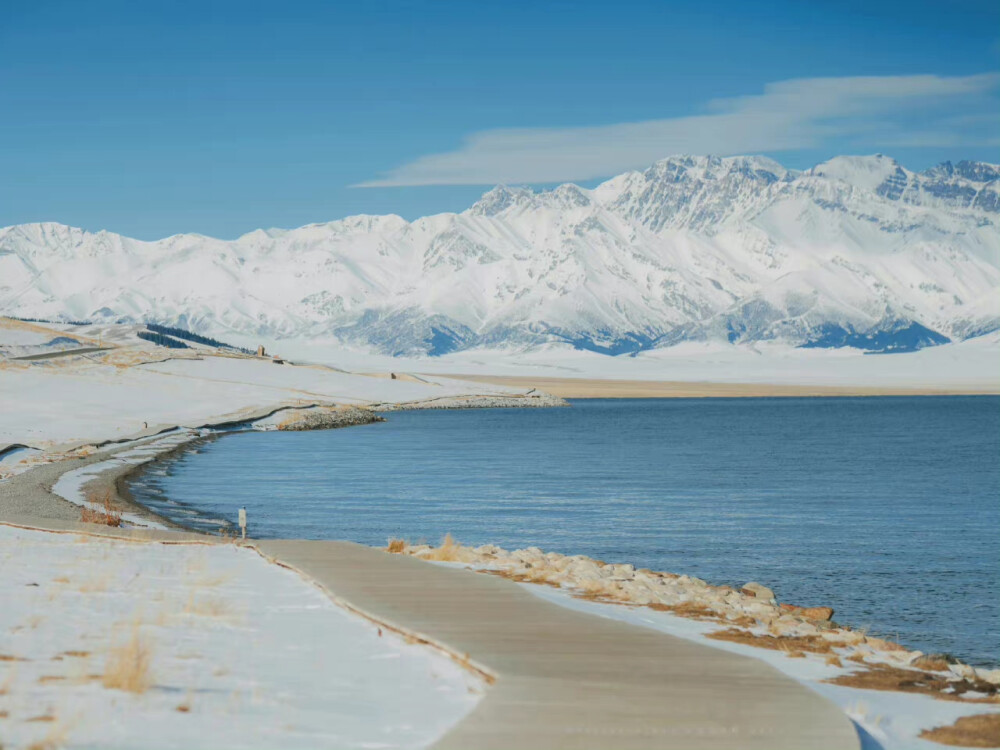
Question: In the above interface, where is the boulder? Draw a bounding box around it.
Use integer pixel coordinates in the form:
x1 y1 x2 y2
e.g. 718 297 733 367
779 603 834 621
977 668 1000 686
743 601 780 618
741 582 776 601
951 663 978 681
566 559 603 581
633 571 663 586
607 563 636 579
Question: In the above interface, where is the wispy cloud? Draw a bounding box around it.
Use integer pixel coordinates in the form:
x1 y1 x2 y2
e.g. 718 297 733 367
355 73 1000 187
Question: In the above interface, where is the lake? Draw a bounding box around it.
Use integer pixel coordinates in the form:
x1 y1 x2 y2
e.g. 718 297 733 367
128 396 1000 666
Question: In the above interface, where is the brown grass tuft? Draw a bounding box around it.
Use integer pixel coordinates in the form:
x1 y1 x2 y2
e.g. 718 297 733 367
425 533 461 562
80 490 122 527
825 663 999 703
919 713 1000 747
825 654 844 668
480 568 561 588
913 655 954 672
648 601 723 620
25 720 68 750
183 592 230 618
102 625 152 693
707 627 835 654
569 577 626 602
386 538 407 554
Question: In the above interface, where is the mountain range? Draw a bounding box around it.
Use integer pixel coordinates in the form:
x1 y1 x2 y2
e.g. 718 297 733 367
1 154 998 356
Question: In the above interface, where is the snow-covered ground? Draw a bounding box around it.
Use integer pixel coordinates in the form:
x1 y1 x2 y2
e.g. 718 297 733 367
519 582 999 750
270 334 1000 390
0 525 483 750
0 319 528 452
0 318 93 359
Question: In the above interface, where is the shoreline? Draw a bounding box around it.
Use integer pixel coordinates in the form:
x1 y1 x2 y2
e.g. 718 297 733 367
60 421 1000 676
82 411 1000 672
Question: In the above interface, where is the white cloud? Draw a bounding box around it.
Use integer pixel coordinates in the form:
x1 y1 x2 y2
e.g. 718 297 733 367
355 73 1000 187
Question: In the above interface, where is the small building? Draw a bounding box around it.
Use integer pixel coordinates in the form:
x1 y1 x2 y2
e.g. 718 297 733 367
256 344 266 357
272 354 285 365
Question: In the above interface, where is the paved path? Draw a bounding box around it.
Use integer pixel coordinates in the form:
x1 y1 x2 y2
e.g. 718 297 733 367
11 346 111 360
255 539 860 750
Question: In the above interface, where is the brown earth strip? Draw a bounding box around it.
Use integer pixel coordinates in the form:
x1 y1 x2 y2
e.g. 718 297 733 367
436 373 999 399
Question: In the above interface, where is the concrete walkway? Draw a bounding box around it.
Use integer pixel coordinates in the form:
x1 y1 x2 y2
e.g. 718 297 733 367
255 539 860 750
11 346 111 360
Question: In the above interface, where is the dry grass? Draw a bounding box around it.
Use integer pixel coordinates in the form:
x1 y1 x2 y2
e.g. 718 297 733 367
386 538 407 554
80 490 122 527
707 627 835 655
102 625 152 693
825 663 1000 703
648 601 722 620
183 592 230 618
77 575 110 593
424 533 461 562
825 654 844 668
0 667 16 696
570 578 624 603
25 720 68 750
480 568 561 588
919 713 1000 747
175 692 193 713
0 654 28 662
913 655 955 672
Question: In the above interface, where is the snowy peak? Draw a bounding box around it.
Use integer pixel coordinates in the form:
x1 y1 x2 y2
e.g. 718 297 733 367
643 154 791 183
1 154 998 357
924 160 1000 184
468 186 537 216
809 154 999 213
810 154 906 192
594 154 792 233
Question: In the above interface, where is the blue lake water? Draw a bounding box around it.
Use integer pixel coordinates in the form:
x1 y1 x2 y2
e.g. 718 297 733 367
129 397 1000 666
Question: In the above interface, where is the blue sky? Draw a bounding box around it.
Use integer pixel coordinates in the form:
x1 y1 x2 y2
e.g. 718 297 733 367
1 0 998 239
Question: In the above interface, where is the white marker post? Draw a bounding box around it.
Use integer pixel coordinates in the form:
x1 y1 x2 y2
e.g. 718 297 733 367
238 507 247 540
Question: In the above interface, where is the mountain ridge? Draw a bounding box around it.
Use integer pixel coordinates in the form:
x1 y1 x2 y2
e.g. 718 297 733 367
2 154 998 356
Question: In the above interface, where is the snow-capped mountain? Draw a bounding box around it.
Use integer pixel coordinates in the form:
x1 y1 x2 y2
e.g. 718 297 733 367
1 154 998 356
